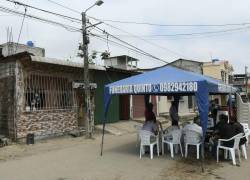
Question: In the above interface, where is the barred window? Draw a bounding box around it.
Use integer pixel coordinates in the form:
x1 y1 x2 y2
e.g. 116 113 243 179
24 73 77 111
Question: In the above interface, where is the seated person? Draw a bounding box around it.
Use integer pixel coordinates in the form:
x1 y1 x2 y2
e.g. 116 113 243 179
182 116 203 137
182 117 203 144
142 103 159 135
163 121 180 140
229 116 247 146
165 120 179 133
210 114 243 157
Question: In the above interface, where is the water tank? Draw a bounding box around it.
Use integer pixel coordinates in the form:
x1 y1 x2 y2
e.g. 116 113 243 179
212 59 219 63
26 41 34 47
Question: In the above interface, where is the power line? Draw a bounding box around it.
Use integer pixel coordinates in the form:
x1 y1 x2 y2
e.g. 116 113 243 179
15 6 26 52
89 17 188 59
1 5 166 64
4 0 81 22
91 33 167 63
88 17 250 27
3 0 183 61
47 0 81 14
0 6 81 32
133 26 250 37
89 16 250 38
106 22 187 58
92 25 250 38
33 0 183 60
92 26 168 63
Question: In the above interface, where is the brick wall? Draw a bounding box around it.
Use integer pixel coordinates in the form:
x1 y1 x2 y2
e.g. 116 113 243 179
17 110 78 138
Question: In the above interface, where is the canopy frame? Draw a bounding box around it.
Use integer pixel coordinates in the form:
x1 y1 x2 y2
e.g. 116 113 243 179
100 66 236 171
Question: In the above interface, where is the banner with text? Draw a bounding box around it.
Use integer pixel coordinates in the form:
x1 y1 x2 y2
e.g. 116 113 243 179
109 82 198 95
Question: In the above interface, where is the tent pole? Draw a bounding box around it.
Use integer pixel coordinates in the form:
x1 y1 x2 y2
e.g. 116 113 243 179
201 142 205 173
100 120 106 156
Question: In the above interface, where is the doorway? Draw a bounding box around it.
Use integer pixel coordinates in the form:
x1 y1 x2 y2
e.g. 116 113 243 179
119 95 130 120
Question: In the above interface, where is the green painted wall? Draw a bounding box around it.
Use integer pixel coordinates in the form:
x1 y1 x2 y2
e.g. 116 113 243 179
94 70 130 124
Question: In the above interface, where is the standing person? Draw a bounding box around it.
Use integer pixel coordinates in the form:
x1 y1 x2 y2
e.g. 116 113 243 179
169 101 179 126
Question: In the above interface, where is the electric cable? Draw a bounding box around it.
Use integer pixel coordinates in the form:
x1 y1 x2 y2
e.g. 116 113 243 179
15 6 26 52
88 16 250 27
0 6 81 32
4 0 81 22
47 0 81 14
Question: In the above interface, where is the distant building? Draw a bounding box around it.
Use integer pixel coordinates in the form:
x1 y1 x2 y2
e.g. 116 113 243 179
203 59 234 105
168 58 203 74
203 59 234 84
0 42 45 57
104 55 138 70
232 73 250 100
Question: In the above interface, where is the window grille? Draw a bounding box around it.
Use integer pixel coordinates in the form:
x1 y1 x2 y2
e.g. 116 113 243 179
24 73 77 111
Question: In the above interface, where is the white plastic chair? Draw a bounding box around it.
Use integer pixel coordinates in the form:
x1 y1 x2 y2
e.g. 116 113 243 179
139 130 159 159
217 133 243 165
134 124 142 147
241 123 250 145
184 130 202 159
162 129 183 158
240 134 248 159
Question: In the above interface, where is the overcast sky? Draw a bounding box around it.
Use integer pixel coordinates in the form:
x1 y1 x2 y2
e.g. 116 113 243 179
1 0 250 73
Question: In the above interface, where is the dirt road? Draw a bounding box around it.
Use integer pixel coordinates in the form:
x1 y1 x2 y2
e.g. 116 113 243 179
0 133 249 180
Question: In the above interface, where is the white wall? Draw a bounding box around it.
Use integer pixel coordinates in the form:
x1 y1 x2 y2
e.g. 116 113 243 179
157 96 194 115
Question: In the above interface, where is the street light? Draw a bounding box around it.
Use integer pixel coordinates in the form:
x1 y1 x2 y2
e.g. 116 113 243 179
82 1 104 138
85 0 104 13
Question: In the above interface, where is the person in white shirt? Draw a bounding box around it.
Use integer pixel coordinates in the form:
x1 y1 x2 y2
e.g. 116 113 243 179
182 117 203 139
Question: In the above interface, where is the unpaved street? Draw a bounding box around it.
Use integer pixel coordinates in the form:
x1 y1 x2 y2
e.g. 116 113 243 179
0 132 249 180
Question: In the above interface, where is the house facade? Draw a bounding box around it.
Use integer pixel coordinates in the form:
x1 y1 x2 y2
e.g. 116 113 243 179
203 59 234 105
203 59 233 84
0 48 138 140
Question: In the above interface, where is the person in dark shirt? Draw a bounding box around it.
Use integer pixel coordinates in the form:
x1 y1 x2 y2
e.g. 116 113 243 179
229 116 247 146
211 114 230 156
213 114 246 151
169 101 179 126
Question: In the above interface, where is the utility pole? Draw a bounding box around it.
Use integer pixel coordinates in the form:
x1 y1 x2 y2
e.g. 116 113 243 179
81 1 104 138
81 12 92 138
245 66 248 101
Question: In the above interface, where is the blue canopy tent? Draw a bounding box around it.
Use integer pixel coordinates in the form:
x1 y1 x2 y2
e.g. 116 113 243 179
101 66 236 161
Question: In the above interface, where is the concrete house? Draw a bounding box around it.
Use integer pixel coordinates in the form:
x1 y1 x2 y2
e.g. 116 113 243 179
0 43 138 141
203 59 234 105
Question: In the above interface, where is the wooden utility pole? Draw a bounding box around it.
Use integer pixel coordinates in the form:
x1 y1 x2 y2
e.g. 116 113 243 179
81 1 104 138
245 66 248 100
81 11 92 138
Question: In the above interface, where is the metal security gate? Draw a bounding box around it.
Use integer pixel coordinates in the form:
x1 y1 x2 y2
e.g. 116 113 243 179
24 73 77 111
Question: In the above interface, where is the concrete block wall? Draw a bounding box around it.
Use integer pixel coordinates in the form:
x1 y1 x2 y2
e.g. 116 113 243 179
15 61 81 139
0 62 15 138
